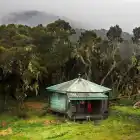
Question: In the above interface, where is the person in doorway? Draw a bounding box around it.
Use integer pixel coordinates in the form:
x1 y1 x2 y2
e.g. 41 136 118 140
87 101 92 114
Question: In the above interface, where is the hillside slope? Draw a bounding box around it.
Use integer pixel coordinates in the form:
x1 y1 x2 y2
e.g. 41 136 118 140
0 10 132 40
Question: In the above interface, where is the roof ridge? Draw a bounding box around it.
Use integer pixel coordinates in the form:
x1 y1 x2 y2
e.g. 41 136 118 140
66 78 81 92
81 79 92 94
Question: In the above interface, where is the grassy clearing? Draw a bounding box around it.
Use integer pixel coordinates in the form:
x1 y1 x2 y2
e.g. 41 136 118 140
0 105 140 140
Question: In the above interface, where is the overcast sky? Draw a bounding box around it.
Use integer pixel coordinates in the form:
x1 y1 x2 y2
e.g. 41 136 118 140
0 0 140 33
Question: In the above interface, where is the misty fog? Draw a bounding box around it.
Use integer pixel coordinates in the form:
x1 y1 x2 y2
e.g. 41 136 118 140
0 0 140 32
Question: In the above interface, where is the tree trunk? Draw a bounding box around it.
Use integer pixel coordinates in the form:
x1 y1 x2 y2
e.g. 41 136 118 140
0 84 6 113
0 94 5 113
100 62 116 85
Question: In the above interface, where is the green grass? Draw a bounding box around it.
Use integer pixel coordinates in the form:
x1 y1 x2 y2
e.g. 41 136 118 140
113 106 140 115
0 106 140 140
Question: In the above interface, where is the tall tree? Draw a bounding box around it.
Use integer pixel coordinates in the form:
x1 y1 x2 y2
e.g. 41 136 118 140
132 27 140 43
100 25 123 86
107 25 123 42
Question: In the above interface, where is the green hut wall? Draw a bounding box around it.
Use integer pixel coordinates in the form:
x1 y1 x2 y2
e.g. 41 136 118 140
50 93 67 112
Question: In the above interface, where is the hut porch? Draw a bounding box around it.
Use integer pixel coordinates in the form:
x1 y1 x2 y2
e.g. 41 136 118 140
67 100 105 120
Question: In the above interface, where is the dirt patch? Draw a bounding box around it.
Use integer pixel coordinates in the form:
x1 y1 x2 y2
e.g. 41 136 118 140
44 120 61 126
0 127 12 136
25 102 46 110
27 120 37 124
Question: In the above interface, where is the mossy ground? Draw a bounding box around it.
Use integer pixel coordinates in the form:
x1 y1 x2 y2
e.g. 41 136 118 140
0 102 140 140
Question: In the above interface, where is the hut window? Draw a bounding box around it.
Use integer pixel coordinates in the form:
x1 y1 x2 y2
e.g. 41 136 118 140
57 94 61 100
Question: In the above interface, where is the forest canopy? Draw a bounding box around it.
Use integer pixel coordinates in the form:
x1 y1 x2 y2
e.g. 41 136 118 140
0 20 139 112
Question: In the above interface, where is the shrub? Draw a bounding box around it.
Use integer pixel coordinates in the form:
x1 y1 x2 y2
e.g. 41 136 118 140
117 98 134 106
17 111 29 119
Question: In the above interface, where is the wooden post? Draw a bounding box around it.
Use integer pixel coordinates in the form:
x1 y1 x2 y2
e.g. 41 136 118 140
73 115 76 122
100 100 104 114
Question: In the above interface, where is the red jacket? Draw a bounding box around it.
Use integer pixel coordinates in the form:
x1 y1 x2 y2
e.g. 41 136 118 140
88 103 92 113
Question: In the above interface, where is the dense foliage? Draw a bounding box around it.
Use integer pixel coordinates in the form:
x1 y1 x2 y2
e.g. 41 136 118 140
0 20 139 112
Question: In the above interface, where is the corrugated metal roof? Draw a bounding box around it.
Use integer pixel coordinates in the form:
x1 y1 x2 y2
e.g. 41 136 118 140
46 77 111 93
